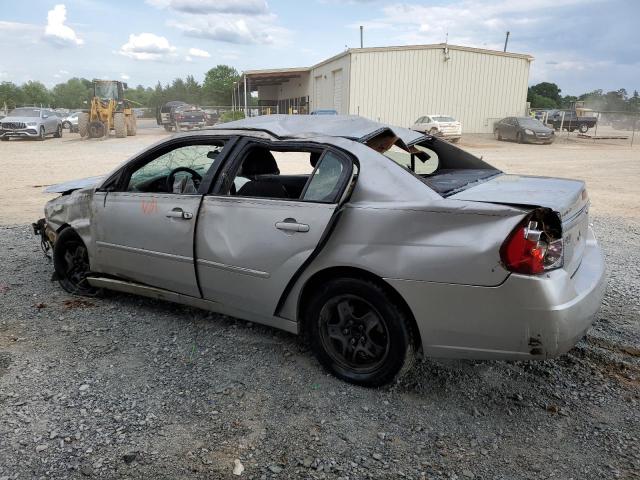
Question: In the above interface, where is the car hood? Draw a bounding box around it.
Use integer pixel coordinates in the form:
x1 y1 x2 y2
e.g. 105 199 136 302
44 175 105 194
1 116 42 123
449 174 586 221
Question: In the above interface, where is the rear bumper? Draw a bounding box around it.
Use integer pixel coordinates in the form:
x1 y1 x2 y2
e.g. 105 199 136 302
386 227 606 360
177 122 205 129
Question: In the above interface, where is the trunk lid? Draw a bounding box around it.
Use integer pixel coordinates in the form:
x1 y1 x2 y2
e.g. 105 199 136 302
450 174 589 275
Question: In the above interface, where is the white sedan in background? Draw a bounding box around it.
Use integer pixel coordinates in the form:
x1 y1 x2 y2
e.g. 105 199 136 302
412 115 462 143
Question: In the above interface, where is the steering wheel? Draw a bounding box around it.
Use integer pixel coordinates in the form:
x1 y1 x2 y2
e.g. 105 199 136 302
166 167 203 193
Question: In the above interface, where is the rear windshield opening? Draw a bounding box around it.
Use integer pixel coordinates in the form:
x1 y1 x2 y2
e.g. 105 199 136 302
368 133 501 197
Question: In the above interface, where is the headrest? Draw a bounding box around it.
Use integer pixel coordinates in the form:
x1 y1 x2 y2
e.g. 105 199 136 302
310 151 322 168
241 148 280 177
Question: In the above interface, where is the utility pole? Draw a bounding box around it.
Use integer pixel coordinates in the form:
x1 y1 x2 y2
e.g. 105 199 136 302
243 74 248 117
503 31 510 52
360 26 363 48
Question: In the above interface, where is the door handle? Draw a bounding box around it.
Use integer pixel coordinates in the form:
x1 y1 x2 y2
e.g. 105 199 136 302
166 208 193 220
275 218 310 233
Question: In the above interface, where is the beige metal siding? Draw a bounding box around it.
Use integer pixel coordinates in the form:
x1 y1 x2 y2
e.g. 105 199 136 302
349 48 530 133
309 54 350 114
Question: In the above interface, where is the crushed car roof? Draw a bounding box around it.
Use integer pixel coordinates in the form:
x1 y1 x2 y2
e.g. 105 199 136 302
212 114 425 146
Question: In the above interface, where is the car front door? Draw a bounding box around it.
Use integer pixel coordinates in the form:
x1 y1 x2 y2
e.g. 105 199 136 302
91 138 233 296
195 140 355 318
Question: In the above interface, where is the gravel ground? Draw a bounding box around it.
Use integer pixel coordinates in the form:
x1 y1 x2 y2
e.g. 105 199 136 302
0 213 638 480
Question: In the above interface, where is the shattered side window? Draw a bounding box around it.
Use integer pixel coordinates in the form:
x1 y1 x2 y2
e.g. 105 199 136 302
127 143 225 192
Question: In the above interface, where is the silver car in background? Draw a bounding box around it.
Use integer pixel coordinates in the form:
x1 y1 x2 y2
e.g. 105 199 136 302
34 115 606 387
1 107 63 140
62 112 81 133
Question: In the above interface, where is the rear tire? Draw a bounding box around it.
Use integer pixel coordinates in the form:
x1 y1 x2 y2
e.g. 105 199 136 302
174 121 181 132
62 121 71 130
53 228 101 297
304 277 414 387
494 129 502 141
164 124 173 132
78 113 89 137
114 113 126 138
53 124 62 138
578 123 589 134
126 115 137 136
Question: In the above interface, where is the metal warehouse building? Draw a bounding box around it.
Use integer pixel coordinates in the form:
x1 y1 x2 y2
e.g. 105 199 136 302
242 44 533 133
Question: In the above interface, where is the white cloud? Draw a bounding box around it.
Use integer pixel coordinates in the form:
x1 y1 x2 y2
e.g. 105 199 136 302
44 4 84 46
188 47 211 58
354 0 597 50
168 15 288 45
149 0 289 45
147 0 268 15
121 73 130 80
118 33 177 61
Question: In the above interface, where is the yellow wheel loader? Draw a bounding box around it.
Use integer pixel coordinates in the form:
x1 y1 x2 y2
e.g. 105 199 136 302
78 80 137 139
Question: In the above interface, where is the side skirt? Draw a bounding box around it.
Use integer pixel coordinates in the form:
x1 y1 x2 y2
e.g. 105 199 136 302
87 277 298 334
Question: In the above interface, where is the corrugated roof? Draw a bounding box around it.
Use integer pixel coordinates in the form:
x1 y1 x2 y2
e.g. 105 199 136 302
242 43 533 79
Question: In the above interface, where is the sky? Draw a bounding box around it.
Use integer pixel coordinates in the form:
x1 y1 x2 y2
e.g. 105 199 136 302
0 0 638 96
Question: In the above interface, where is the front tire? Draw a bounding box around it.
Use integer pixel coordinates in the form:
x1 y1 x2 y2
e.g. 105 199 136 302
38 126 46 141
516 132 524 143
494 129 502 141
305 278 414 387
53 228 101 296
78 113 89 137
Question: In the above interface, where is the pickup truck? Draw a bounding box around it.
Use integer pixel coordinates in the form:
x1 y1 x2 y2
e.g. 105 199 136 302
547 110 597 133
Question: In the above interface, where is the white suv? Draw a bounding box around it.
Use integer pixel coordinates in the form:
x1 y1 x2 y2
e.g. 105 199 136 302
412 115 462 143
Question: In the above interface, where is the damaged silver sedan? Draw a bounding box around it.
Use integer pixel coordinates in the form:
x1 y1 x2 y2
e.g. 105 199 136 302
34 115 607 386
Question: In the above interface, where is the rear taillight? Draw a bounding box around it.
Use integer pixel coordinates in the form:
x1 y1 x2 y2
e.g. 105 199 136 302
500 210 563 275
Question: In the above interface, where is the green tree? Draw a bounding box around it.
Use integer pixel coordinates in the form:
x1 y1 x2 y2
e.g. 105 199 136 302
21 81 51 106
184 75 201 105
0 82 24 109
529 82 562 105
202 65 239 105
51 78 91 109
528 91 557 109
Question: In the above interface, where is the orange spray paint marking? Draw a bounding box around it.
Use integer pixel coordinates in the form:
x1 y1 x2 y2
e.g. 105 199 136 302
141 198 158 215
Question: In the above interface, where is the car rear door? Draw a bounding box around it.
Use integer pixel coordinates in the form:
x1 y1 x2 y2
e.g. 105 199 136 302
91 138 234 297
195 140 355 318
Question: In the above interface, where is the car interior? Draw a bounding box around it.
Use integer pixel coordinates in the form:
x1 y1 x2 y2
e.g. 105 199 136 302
126 143 225 194
229 146 345 203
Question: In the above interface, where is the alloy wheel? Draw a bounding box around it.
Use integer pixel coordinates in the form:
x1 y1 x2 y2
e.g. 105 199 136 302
318 294 390 374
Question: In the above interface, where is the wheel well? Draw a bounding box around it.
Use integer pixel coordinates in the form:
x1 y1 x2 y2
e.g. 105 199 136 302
297 266 422 351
